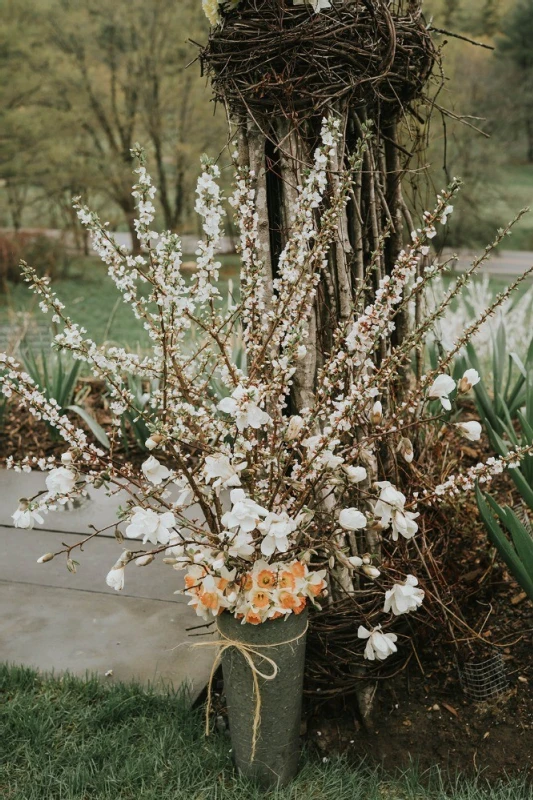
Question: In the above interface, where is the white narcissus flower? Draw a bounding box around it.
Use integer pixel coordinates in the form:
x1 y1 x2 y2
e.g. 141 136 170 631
427 374 456 411
12 506 44 529
46 467 77 496
141 456 171 485
459 368 481 393
293 0 332 11
204 453 247 489
455 421 482 442
358 625 398 661
342 465 367 484
339 508 367 531
259 511 297 557
383 575 425 616
126 507 176 545
221 488 268 533
218 385 271 432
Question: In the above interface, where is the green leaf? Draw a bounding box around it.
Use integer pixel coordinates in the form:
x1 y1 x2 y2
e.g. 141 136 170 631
476 486 533 600
66 405 110 449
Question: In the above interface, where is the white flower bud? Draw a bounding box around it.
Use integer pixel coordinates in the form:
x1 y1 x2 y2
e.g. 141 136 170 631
37 553 55 564
371 401 383 425
398 437 414 464
286 415 305 440
362 565 380 579
135 554 155 567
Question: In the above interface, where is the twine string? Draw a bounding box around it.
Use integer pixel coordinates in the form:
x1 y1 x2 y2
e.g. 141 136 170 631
192 621 308 762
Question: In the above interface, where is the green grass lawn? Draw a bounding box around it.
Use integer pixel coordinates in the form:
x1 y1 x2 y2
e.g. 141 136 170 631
490 164 533 251
0 255 241 352
1 664 530 800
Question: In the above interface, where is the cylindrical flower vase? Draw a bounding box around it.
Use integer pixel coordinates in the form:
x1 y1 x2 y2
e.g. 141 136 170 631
218 608 308 789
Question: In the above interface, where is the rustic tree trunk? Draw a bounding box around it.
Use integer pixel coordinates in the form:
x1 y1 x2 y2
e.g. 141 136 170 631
203 0 435 713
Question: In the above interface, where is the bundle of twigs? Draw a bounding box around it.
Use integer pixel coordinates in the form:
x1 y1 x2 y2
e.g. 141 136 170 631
200 0 437 120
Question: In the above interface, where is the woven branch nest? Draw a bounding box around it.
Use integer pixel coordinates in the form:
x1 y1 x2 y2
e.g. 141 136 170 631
200 0 437 120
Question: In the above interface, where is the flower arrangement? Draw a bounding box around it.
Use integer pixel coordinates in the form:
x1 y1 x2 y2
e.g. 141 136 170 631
3 118 533 663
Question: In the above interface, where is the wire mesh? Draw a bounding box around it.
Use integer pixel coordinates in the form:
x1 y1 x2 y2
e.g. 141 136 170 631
457 652 508 702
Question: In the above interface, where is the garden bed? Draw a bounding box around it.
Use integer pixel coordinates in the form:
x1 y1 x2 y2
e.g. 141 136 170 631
1 386 532 783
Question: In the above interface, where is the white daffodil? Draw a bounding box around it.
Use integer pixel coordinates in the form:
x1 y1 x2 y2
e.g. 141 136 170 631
221 488 268 532
12 506 44 530
218 385 271 432
141 456 171 485
458 368 481 393
427 374 456 411
285 415 305 440
455 420 482 442
339 508 367 531
259 511 297 557
383 575 425 616
374 481 419 542
45 467 77 496
342 465 367 484
358 625 398 661
204 453 247 489
126 507 176 545
293 0 332 12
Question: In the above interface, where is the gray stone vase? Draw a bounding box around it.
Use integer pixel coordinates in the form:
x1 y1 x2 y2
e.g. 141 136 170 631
218 608 308 789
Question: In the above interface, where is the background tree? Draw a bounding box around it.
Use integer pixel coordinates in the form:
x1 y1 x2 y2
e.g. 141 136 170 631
496 0 533 162
0 0 227 243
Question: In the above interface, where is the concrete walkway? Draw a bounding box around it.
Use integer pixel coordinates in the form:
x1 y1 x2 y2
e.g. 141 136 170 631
443 248 533 278
0 470 215 696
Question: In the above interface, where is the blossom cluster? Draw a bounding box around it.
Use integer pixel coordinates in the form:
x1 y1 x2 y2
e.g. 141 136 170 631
2 116 528 664
184 559 327 625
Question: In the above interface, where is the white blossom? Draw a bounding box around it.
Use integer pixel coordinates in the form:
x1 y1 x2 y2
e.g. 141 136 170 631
374 481 419 541
126 507 176 545
141 456 171 485
259 512 297 557
339 508 367 531
218 385 271 432
342 465 367 484
427 374 456 411
358 625 398 661
221 488 268 533
204 453 247 489
455 421 482 442
46 467 77 497
383 575 424 616
459 368 481 393
12 506 44 529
